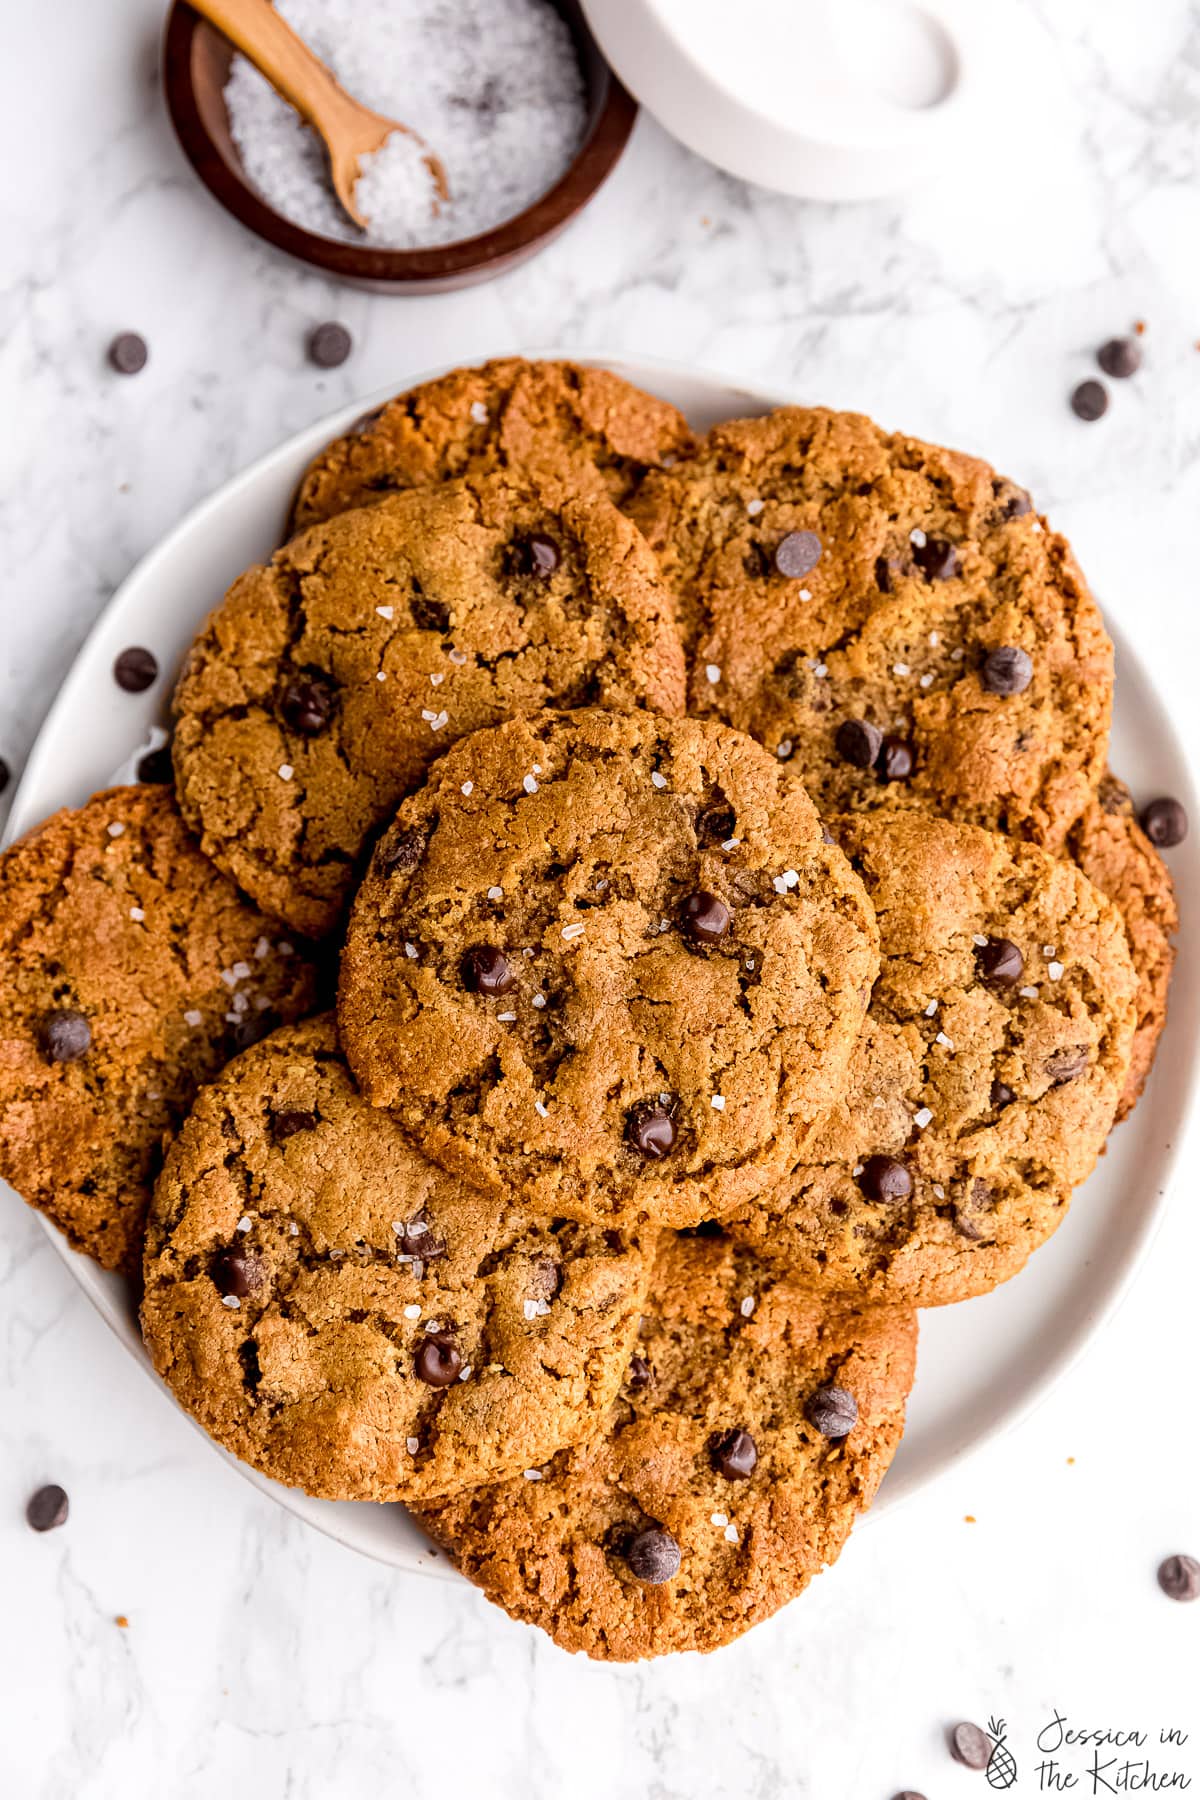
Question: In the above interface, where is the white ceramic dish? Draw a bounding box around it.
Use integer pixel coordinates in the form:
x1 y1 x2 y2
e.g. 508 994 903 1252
5 353 1197 1580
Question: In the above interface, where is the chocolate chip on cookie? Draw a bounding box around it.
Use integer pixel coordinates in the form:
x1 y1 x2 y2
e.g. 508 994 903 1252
976 937 1024 988
626 1527 681 1585
710 1427 758 1480
877 736 915 782
38 1009 92 1064
277 670 337 736
836 719 883 769
774 531 822 579
982 646 1033 696
806 1385 859 1438
627 1101 677 1162
211 1247 263 1299
462 946 516 996
681 891 731 945
415 1334 464 1388
858 1155 913 1204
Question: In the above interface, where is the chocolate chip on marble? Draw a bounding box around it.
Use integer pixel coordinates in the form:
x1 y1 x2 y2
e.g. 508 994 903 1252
462 945 516 996
38 1009 91 1063
892 1792 929 1800
1098 337 1142 379
626 1354 653 1392
681 890 731 945
108 332 148 375
982 646 1033 696
950 1722 991 1770
976 937 1024 988
877 736 914 782
805 1385 859 1438
990 1080 1015 1109
414 1334 463 1387
211 1247 263 1299
913 536 959 581
1046 1045 1088 1084
1157 1554 1200 1602
136 745 173 783
307 321 353 368
836 718 883 769
278 669 337 736
113 647 158 693
1071 379 1109 422
1141 797 1188 848
26 1484 69 1532
710 1427 758 1480
626 1526 681 1585
858 1155 913 1204
626 1100 677 1161
774 530 822 579
380 827 426 876
272 1109 317 1141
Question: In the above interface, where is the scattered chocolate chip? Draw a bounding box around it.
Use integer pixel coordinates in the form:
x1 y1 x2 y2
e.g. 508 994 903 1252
627 1354 653 1392
462 945 516 996
913 536 959 581
710 1428 758 1480
414 1334 463 1387
1157 1554 1200 1602
308 321 352 368
976 937 1024 988
950 1722 991 1770
877 736 914 782
1141 797 1188 848
523 533 561 577
1098 337 1141 379
982 646 1033 696
272 1109 317 1141
836 718 883 769
278 669 337 736
774 530 822 579
211 1248 263 1299
136 745 173 783
990 1080 1015 1110
626 1526 681 1585
113 646 158 693
26 1484 69 1532
108 332 148 375
38 1009 91 1064
858 1155 913 1204
380 826 426 876
695 798 736 844
681 890 731 945
626 1100 677 1161
1071 379 1108 422
1046 1045 1088 1084
893 1792 928 1800
232 1009 278 1051
806 1385 858 1438
0 757 10 795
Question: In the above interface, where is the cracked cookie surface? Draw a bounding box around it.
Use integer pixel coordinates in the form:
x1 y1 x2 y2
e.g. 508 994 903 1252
724 812 1138 1307
290 357 697 533
631 407 1113 851
140 1015 653 1503
172 473 687 938
418 1231 917 1660
338 711 880 1230
0 787 318 1271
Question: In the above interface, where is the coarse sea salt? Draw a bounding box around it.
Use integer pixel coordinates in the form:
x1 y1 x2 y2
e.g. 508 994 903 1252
224 0 587 250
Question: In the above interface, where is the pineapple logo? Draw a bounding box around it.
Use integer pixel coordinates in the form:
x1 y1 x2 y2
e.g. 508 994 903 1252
985 1716 1018 1790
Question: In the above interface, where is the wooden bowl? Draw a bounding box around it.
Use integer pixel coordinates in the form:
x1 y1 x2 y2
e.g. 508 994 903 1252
162 1 637 294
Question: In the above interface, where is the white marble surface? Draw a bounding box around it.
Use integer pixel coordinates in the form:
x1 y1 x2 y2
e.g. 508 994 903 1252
3 2 1200 1794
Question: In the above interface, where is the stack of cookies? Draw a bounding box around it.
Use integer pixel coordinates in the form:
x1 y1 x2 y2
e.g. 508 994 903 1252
0 358 1181 1660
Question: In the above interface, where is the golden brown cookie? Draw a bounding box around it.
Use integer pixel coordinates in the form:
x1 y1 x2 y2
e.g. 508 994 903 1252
172 473 687 939
337 711 880 1231
724 813 1138 1306
0 787 319 1271
1067 774 1178 1121
418 1231 917 1659
631 407 1113 851
290 357 697 532
141 1016 653 1503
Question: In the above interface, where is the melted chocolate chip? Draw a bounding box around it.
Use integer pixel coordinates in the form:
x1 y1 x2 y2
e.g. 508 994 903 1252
396 1213 447 1260
990 1080 1015 1110
272 1109 317 1141
858 1155 913 1204
108 332 148 375
626 1100 677 1161
710 1427 758 1480
211 1248 263 1299
627 1354 653 1392
414 1334 463 1388
836 718 883 769
1046 1045 1088 1084
113 647 158 693
410 592 452 633
913 537 959 581
774 530 822 579
523 533 561 577
462 945 516 996
380 827 426 876
26 1484 69 1532
681 890 731 945
38 1009 91 1063
877 736 915 782
1141 797 1187 848
976 937 1024 988
1098 337 1141 379
1071 379 1108 422
278 669 337 736
695 798 736 844
806 1385 858 1437
625 1526 681 1585
307 321 352 368
1157 1554 1200 1603
982 646 1033 696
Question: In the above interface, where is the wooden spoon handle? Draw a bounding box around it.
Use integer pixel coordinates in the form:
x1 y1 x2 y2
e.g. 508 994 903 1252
187 0 362 138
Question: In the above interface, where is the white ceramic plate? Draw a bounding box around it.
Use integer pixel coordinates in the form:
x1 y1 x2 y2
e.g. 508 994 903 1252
5 354 1198 1579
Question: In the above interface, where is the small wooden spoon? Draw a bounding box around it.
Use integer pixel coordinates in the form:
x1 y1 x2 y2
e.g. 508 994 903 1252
190 0 449 228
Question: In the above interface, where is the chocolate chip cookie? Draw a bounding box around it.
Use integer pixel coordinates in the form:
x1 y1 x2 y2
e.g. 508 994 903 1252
631 407 1113 851
724 812 1138 1306
172 474 687 938
418 1231 917 1659
338 711 880 1230
290 358 697 533
141 1016 653 1503
1067 774 1178 1121
0 787 318 1271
